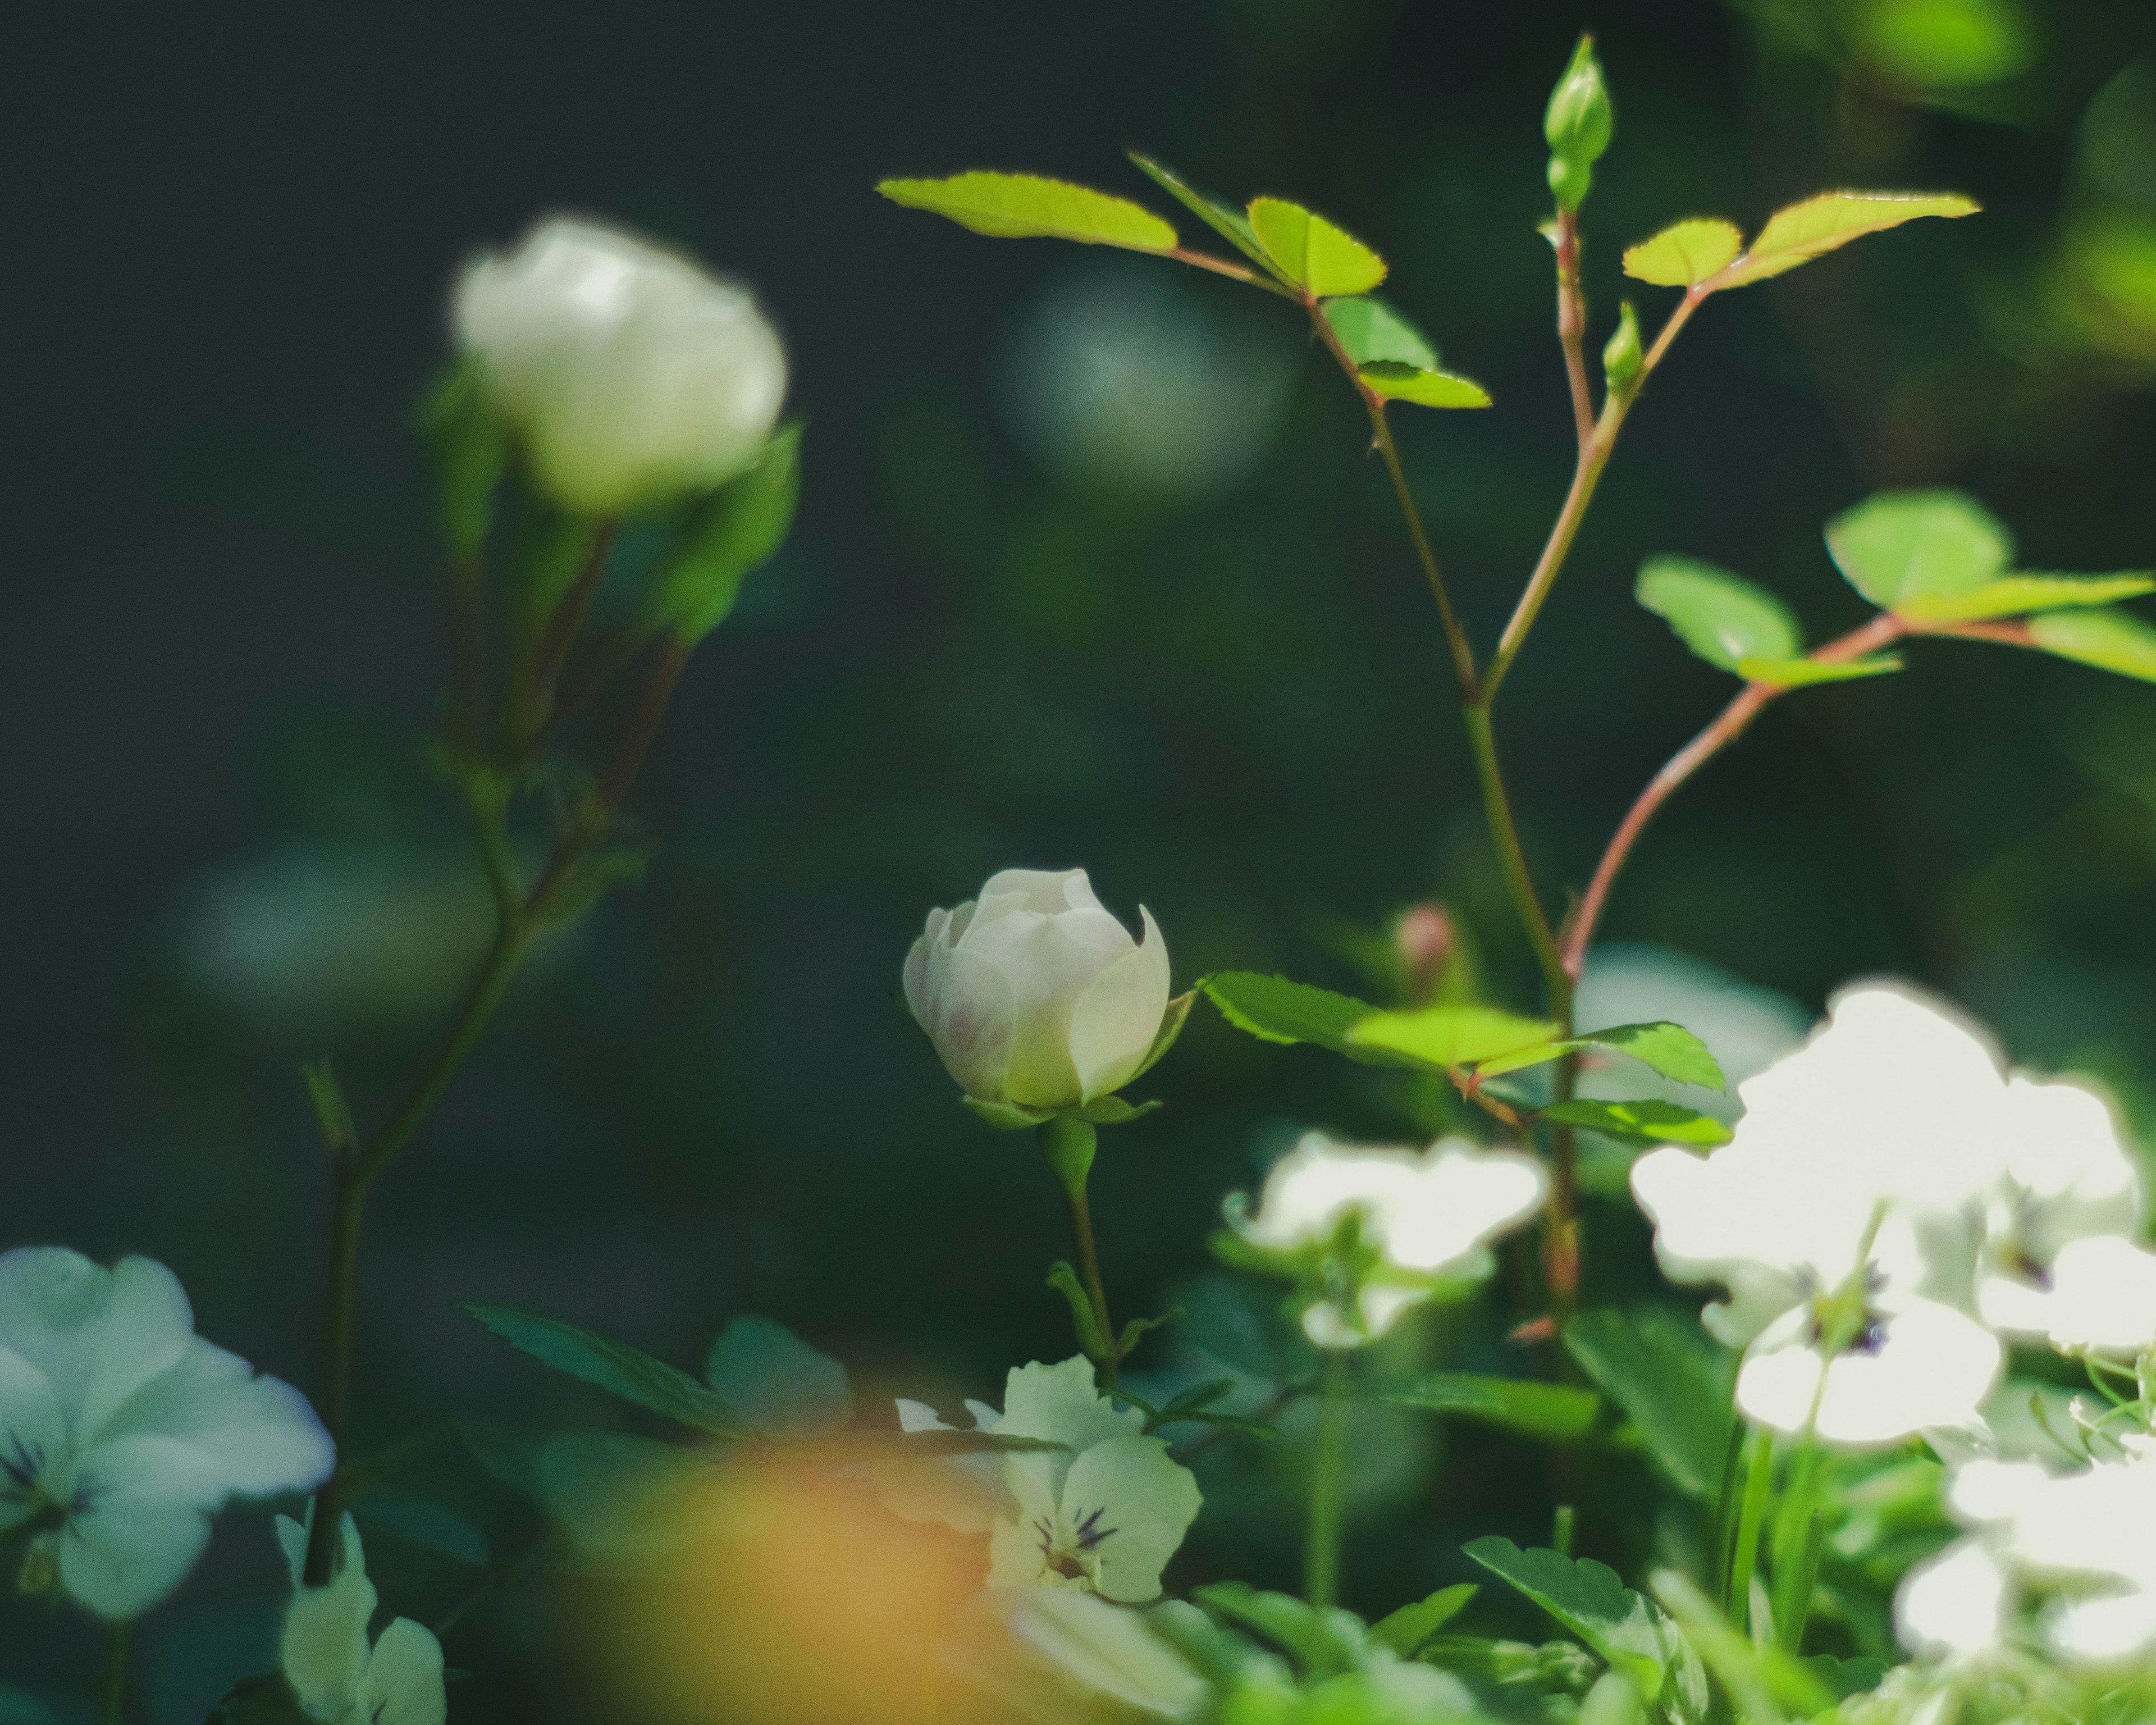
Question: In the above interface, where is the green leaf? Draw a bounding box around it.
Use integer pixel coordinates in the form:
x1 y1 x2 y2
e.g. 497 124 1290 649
1157 1377 1237 1418
1246 197 1387 296
1464 1538 1707 1721
459 1301 751 1438
1380 1373 1606 1440
1895 572 2156 624
1069 1094 1164 1125
1720 190 1980 287
1826 489 2012 608
1636 556 1800 672
1477 1021 1723 1089
876 171 1177 251
1126 152 1286 280
1538 1099 1732 1148
1735 654 1905 687
705 1316 852 1440
1194 1582 1366 1680
1621 218 1743 287
2027 606 2156 683
1345 1003 1561 1069
1200 972 1417 1068
1358 363 1492 409
962 1096 1055 1131
647 421 803 641
1047 1259 1115 1363
1371 1584 1479 1658
1564 1309 1737 1500
354 1487 491 1566
1323 295 1439 369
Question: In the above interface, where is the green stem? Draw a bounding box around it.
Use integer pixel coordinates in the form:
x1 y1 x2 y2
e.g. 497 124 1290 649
1461 703 1569 1012
1305 1346 1350 1612
99 1621 128 1725
1778 1510 1827 1654
1727 1426 1775 1631
1769 1435 1822 1639
1710 1420 1747 1605
1065 1181 1116 1388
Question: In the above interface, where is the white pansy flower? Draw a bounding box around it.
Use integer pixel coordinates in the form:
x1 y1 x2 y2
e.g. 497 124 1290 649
905 869 1172 1116
888 1357 1199 1603
1897 1537 2011 1659
0 1248 333 1619
277 1512 446 1725
1225 1133 1545 1348
2036 1234 2156 1356
454 216 787 517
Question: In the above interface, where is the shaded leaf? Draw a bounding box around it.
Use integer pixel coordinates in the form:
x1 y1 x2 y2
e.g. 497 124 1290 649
2027 606 2156 683
1564 1309 1737 1500
1323 295 1438 369
1896 572 2155 624
459 1301 750 1438
1345 1003 1560 1069
1194 1582 1365 1679
1538 1099 1732 1148
1465 1539 1707 1721
1825 488 2011 608
1359 363 1492 409
1621 218 1743 287
1201 971 1417 1069
705 1316 852 1440
876 172 1176 250
1380 1373 1605 1440
1720 190 1980 286
1127 152 1285 279
1736 654 1905 687
1636 556 1799 672
1246 197 1387 296
1371 1585 1479 1658
354 1487 491 1566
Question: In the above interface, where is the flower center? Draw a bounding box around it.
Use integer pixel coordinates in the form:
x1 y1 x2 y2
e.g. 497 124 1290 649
1036 1504 1116 1582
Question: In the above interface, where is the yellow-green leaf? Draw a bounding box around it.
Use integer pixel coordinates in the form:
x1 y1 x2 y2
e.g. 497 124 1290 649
1719 191 1979 287
1127 152 1285 280
876 172 1177 252
1359 363 1491 409
1246 197 1387 297
1895 573 2156 625
2027 608 2156 684
1344 1003 1558 1069
1736 655 1904 687
1621 218 1743 288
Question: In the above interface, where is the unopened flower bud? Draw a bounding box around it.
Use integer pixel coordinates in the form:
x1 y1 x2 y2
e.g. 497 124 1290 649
1543 36 1613 213
414 364 509 559
1393 903 1456 1008
453 217 788 519
1602 300 1643 395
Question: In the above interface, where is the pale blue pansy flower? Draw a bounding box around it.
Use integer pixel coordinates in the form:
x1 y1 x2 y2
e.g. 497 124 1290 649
277 1510 446 1725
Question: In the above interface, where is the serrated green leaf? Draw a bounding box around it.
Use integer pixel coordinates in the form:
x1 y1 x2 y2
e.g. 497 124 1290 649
1344 1003 1561 1069
1621 218 1743 287
705 1316 852 1441
1826 489 2012 608
1636 556 1801 673
1200 971 1418 1068
459 1301 751 1438
1371 1584 1479 1658
1465 1539 1707 1721
1564 1309 1737 1500
1380 1373 1606 1440
1895 572 2156 624
1194 1582 1367 1679
1735 654 1905 687
2028 606 2156 683
1358 363 1492 409
877 172 1177 251
1474 1021 1724 1091
1538 1099 1732 1148
1323 295 1438 369
1719 190 1980 286
1246 197 1387 296
1126 152 1286 280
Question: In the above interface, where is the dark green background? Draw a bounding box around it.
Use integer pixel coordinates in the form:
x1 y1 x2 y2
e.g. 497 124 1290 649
8 0 2155 1716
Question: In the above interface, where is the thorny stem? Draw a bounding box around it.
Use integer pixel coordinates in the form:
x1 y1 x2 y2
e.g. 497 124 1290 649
1305 1347 1350 1611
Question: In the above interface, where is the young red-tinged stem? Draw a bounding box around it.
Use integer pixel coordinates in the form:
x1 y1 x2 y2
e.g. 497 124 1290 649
522 522 617 738
1552 210 1595 451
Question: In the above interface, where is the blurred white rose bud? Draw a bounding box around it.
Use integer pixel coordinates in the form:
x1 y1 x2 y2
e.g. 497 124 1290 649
453 216 788 518
904 868 1173 1119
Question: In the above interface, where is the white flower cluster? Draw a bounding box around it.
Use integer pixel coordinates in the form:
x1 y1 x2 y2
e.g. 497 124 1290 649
1631 982 2155 1449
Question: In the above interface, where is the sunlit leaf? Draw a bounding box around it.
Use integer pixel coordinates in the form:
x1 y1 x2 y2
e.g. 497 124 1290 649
1359 363 1492 409
1323 295 1438 369
1246 197 1387 296
1565 1309 1737 1499
1371 1585 1479 1659
876 172 1177 251
1826 489 2012 607
1200 971 1417 1069
1899 572 2156 625
1475 1021 1724 1091
1127 152 1284 278
1380 1372 1606 1439
2028 606 2156 683
1736 654 1905 687
1719 190 1980 286
1344 1002 1560 1069
1538 1098 1732 1148
1636 556 1801 672
460 1301 750 1438
1621 218 1743 287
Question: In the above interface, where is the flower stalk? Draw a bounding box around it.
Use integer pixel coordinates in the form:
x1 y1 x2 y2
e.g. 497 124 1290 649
1305 1346 1350 1612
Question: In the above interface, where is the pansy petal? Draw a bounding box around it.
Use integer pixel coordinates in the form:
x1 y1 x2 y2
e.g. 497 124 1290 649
1812 1301 2000 1448
1059 1435 1201 1604
281 1515 376 1719
102 1338 332 1498
987 1510 1050 1590
1897 1537 2008 1657
1069 907 1171 1102
57 1441 218 1619
360 1618 449 1725
0 1346 65 1534
996 1359 1140 1452
0 1251 194 1444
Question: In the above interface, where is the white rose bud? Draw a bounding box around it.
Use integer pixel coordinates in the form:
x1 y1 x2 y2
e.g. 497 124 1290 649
904 868 1171 1115
452 216 788 518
